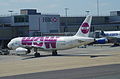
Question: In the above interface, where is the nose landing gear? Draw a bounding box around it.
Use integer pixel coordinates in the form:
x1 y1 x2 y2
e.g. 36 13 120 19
34 48 40 57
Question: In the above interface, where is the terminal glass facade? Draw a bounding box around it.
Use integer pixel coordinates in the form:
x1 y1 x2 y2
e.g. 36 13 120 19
14 15 29 23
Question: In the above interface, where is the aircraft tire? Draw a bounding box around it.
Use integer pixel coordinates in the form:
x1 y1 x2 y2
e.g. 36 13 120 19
52 50 58 56
27 49 31 53
34 53 40 57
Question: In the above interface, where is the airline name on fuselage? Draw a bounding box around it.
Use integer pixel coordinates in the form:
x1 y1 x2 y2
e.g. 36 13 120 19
105 33 120 37
22 37 60 48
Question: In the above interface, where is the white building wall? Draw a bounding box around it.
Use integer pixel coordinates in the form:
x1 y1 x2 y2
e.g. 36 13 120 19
29 15 41 34
29 14 60 36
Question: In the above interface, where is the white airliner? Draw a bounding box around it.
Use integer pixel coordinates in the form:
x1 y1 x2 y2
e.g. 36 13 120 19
101 31 120 45
95 30 120 45
7 15 94 57
104 31 120 38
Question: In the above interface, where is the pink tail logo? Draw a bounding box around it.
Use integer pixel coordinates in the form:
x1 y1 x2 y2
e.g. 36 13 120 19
81 22 90 34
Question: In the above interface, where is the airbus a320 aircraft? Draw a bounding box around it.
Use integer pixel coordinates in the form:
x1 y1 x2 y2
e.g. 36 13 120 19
7 15 94 57
100 31 120 45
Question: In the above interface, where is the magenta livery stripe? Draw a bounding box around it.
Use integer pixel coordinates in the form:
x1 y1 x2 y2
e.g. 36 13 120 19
21 37 59 48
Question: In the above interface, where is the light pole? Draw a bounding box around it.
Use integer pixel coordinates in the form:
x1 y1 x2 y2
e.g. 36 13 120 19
8 10 13 16
97 0 99 16
65 8 69 17
8 10 14 37
64 8 69 32
86 11 90 15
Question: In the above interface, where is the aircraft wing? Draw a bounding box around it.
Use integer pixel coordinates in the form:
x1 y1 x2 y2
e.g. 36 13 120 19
106 36 118 39
77 38 94 45
100 30 120 44
106 37 120 43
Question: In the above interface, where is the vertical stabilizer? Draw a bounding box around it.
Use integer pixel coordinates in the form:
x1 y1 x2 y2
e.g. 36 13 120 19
75 15 92 37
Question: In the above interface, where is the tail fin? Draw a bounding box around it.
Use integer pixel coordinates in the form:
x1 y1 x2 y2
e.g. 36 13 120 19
75 15 92 37
100 30 106 37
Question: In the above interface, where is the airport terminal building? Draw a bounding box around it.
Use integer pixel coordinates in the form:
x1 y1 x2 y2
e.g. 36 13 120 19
0 9 120 48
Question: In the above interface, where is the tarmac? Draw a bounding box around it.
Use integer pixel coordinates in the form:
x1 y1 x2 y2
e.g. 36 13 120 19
0 45 120 77
0 64 120 79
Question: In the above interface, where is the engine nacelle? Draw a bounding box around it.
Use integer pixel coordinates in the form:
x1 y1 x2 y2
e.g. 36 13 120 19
95 38 108 44
15 47 30 55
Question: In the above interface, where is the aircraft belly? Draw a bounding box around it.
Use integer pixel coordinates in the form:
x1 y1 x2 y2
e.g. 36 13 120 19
56 41 78 50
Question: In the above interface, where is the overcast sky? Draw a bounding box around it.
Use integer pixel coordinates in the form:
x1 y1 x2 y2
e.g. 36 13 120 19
0 0 119 16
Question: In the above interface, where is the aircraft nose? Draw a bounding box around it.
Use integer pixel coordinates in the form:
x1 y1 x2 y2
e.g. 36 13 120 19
7 42 12 49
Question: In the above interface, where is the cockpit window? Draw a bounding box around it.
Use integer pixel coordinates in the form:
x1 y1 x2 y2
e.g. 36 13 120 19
10 38 20 46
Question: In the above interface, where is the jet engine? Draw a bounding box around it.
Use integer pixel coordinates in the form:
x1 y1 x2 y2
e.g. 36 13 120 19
15 47 31 55
95 38 108 44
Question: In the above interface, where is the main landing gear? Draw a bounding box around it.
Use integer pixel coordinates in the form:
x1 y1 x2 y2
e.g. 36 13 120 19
33 48 58 57
52 50 58 56
34 48 40 57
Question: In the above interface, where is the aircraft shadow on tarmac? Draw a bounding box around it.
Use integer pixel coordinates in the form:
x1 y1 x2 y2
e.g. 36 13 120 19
21 54 112 60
